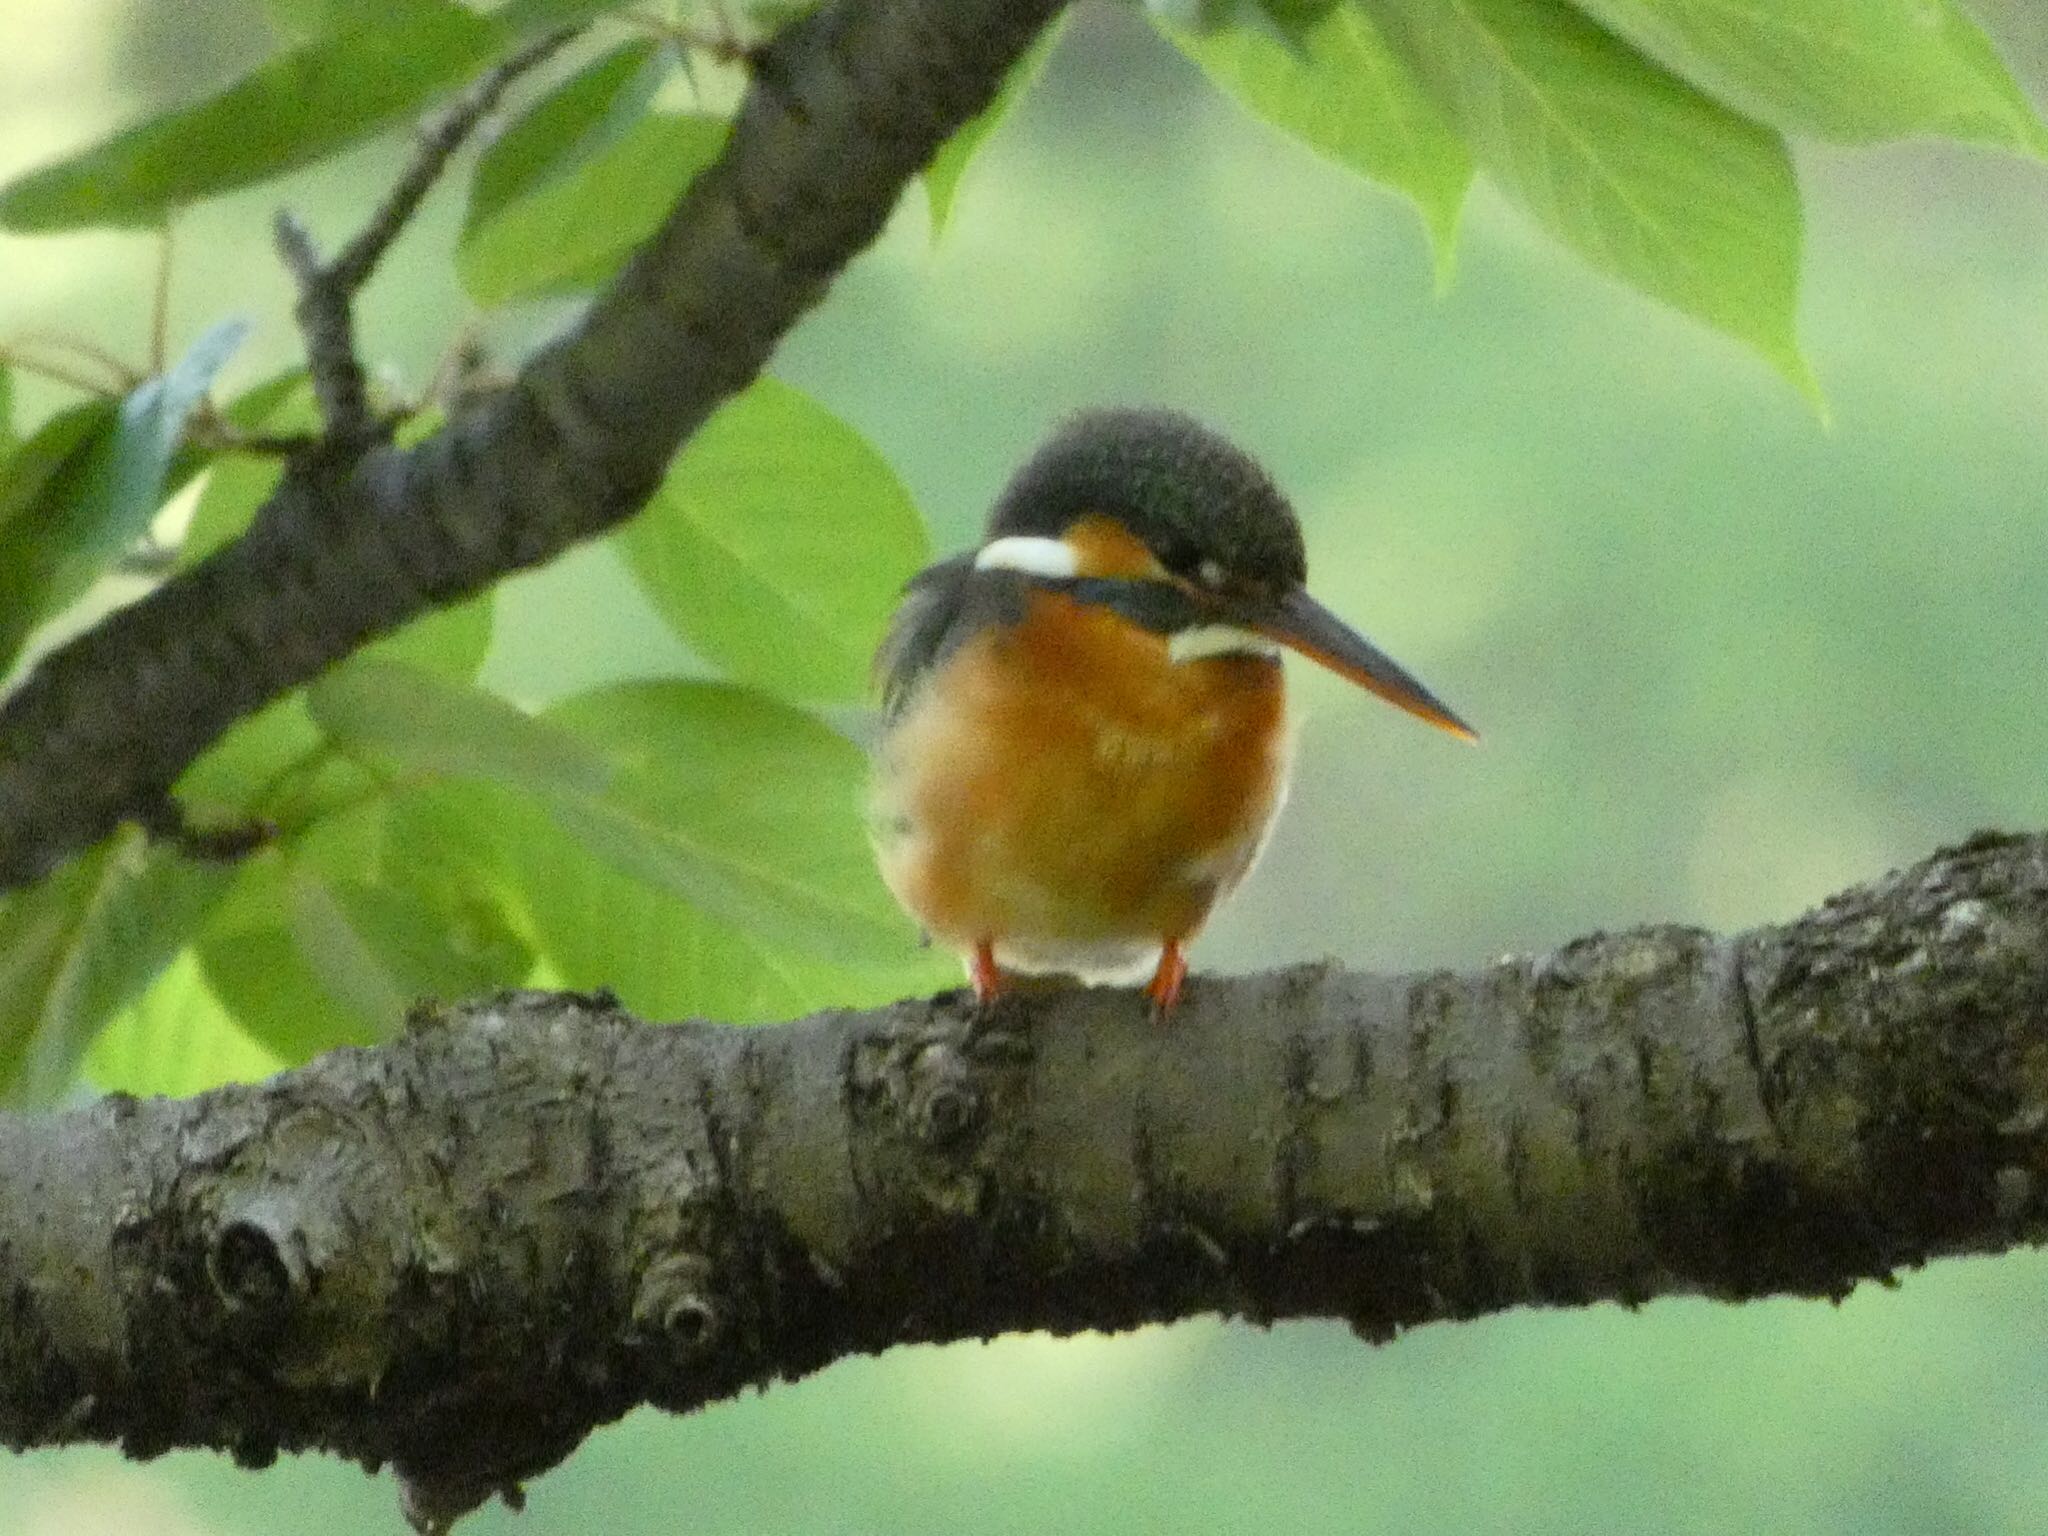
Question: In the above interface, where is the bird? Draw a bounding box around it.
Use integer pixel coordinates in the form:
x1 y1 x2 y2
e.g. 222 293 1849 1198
868 407 1474 1017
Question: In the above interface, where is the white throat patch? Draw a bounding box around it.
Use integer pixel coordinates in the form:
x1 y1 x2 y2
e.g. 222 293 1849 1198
1168 624 1283 664
973 536 1077 578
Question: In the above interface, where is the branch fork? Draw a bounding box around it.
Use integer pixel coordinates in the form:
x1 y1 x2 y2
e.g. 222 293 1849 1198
272 28 576 450
0 0 1062 892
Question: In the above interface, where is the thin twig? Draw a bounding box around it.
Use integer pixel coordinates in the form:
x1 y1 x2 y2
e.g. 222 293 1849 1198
0 343 127 400
622 6 754 60
150 221 176 375
419 322 511 413
2 330 144 391
274 27 578 449
11 332 143 389
331 29 577 291
131 794 276 864
186 401 320 458
272 209 374 441
110 538 180 579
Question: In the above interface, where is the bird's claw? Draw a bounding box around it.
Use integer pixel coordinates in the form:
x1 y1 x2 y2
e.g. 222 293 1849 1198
1143 941 1188 1021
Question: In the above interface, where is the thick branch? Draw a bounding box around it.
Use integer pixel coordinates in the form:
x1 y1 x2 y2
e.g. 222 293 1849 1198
4 833 2046 1528
0 0 1063 893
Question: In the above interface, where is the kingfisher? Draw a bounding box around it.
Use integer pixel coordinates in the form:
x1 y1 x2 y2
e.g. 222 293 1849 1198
869 407 1474 1016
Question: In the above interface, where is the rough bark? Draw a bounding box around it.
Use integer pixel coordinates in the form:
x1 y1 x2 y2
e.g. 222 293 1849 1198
0 0 1065 894
3 831 2045 1529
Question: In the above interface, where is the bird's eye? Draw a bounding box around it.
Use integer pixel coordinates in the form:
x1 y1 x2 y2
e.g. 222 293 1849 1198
1196 558 1225 589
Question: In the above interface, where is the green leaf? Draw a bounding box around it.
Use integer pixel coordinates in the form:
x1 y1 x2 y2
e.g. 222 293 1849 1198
0 399 114 542
618 378 930 702
0 404 118 676
197 922 356 1057
414 779 949 1023
197 799 533 1060
222 367 312 431
85 319 246 528
926 17 1064 235
311 664 923 963
182 453 284 570
86 953 286 1099
1372 0 1811 393
364 595 496 681
0 0 501 231
1165 3 1470 278
308 875 518 1029
490 0 819 32
489 0 641 33
195 797 356 940
92 316 248 516
541 682 924 961
1568 0 2048 153
0 830 234 1104
179 373 318 570
287 876 426 1032
464 41 664 238
310 659 614 798
458 110 728 306
175 696 327 816
1257 0 1346 35
254 0 383 40
202 873 522 1056
0 318 246 670
0 365 16 462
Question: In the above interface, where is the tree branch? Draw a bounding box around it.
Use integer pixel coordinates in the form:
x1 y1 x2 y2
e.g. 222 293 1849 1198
0 0 1064 894
333 29 576 299
4 832 2045 1529
275 27 577 446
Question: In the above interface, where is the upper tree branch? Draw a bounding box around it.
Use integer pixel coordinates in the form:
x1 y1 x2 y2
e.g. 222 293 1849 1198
0 0 1064 893
4 832 2046 1530
276 27 577 445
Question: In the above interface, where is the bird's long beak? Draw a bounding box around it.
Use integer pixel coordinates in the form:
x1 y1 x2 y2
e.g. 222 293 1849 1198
1248 587 1477 741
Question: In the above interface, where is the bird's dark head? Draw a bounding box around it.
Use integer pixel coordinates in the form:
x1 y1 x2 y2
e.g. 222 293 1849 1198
987 407 1307 601
974 406 1475 742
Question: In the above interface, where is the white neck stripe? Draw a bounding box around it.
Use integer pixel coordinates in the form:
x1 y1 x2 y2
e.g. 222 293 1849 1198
1168 625 1282 664
974 535 1078 578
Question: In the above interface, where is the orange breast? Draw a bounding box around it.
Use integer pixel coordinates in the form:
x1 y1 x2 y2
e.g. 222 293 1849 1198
873 588 1289 960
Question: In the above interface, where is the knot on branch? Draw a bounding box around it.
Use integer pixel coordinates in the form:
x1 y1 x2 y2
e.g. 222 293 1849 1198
630 1252 722 1357
206 1216 301 1321
907 1040 983 1147
848 1023 1017 1216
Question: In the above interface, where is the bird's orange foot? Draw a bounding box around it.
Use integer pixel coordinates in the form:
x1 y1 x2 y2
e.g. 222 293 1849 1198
970 939 1004 1010
1144 941 1188 1020
960 938 1021 1047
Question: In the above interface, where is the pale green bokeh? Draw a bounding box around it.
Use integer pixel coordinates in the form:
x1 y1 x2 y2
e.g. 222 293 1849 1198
5 2 2048 1533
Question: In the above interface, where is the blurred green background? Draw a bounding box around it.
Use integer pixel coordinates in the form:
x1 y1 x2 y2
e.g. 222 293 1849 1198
7 1 2048 1532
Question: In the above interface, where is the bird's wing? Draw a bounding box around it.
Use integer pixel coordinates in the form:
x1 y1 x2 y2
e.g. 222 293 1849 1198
874 552 980 720
874 555 1221 720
